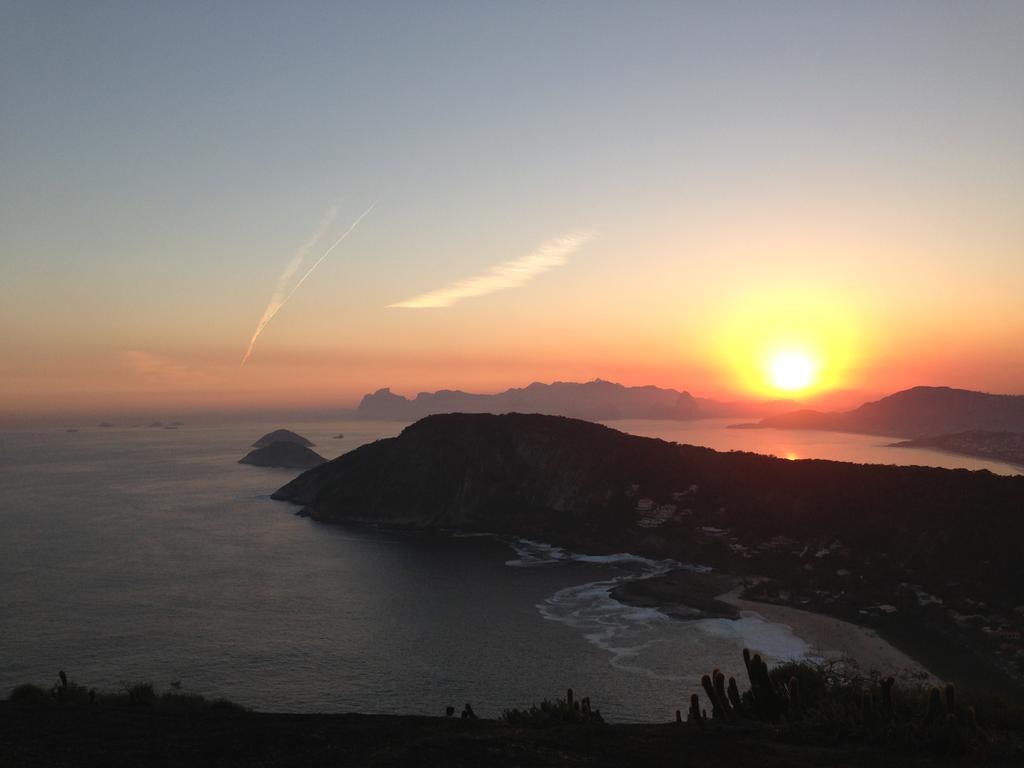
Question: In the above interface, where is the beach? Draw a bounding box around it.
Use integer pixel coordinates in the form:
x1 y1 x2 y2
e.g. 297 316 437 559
612 567 935 681
717 586 935 681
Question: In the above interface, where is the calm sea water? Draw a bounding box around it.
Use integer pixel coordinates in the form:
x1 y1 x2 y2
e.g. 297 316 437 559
0 419 1017 721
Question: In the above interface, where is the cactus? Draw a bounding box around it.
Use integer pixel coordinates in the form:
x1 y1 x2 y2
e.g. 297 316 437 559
788 676 802 720
727 676 744 717
700 675 718 717
713 669 735 720
966 705 981 735
925 686 944 728
861 693 876 729
880 676 894 718
701 673 733 720
743 652 782 721
688 693 703 726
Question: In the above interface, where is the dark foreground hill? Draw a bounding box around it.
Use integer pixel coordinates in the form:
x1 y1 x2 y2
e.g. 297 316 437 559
734 386 1024 438
3 704 1014 768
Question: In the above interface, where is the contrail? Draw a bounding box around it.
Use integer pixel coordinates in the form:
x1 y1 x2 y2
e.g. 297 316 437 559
240 205 339 366
278 201 378 309
241 201 377 366
387 232 594 308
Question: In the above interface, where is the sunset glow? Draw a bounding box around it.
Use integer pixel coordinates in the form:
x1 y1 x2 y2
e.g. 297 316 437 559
0 3 1022 423
3 5 1024 750
770 352 815 392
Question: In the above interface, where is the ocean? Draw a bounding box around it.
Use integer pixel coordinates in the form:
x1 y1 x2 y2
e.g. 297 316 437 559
0 418 1017 722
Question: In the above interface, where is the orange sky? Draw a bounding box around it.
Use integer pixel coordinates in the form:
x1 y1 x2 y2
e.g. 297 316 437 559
2 4 1023 423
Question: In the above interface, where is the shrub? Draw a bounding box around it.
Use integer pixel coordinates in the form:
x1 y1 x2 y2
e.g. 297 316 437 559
8 684 49 704
502 688 604 726
5 673 246 714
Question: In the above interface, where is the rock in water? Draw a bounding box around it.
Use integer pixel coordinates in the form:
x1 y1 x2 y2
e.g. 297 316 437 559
252 429 315 448
240 441 326 469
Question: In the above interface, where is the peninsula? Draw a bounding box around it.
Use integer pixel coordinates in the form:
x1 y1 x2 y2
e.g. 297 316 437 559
274 413 1024 696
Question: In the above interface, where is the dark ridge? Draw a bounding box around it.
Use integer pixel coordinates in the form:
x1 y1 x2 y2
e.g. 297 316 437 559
735 386 1024 438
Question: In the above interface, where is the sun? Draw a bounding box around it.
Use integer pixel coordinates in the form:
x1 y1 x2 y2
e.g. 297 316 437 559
770 351 815 391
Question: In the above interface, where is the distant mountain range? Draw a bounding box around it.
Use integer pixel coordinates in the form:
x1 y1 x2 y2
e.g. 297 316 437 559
350 379 797 421
732 386 1024 438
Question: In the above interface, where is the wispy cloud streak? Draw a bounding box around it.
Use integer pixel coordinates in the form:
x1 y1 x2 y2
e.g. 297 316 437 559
241 201 377 366
387 232 594 309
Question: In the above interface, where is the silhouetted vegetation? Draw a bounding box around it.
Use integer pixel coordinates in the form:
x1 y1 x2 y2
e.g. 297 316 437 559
686 650 1023 760
5 669 1022 765
7 671 245 714
501 687 604 726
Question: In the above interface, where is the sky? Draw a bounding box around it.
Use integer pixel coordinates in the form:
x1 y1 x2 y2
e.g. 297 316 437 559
2 1 1022 421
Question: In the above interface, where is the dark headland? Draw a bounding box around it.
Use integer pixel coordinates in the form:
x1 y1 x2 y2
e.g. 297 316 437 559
889 431 1024 469
731 386 1024 438
730 387 1024 468
274 413 1024 699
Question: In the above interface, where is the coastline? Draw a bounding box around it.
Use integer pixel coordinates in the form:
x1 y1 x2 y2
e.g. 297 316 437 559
887 438 1024 472
609 568 935 680
608 568 740 620
715 586 935 681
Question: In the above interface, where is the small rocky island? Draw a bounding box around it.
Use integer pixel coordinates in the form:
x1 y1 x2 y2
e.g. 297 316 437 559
252 429 315 448
240 441 325 469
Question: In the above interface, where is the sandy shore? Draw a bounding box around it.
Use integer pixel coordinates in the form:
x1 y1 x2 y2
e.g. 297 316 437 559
717 586 935 681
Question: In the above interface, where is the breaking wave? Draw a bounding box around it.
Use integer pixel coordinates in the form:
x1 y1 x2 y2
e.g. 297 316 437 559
505 538 811 683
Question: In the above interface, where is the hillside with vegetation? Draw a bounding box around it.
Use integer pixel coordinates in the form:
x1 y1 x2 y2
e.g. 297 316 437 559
273 413 1024 695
